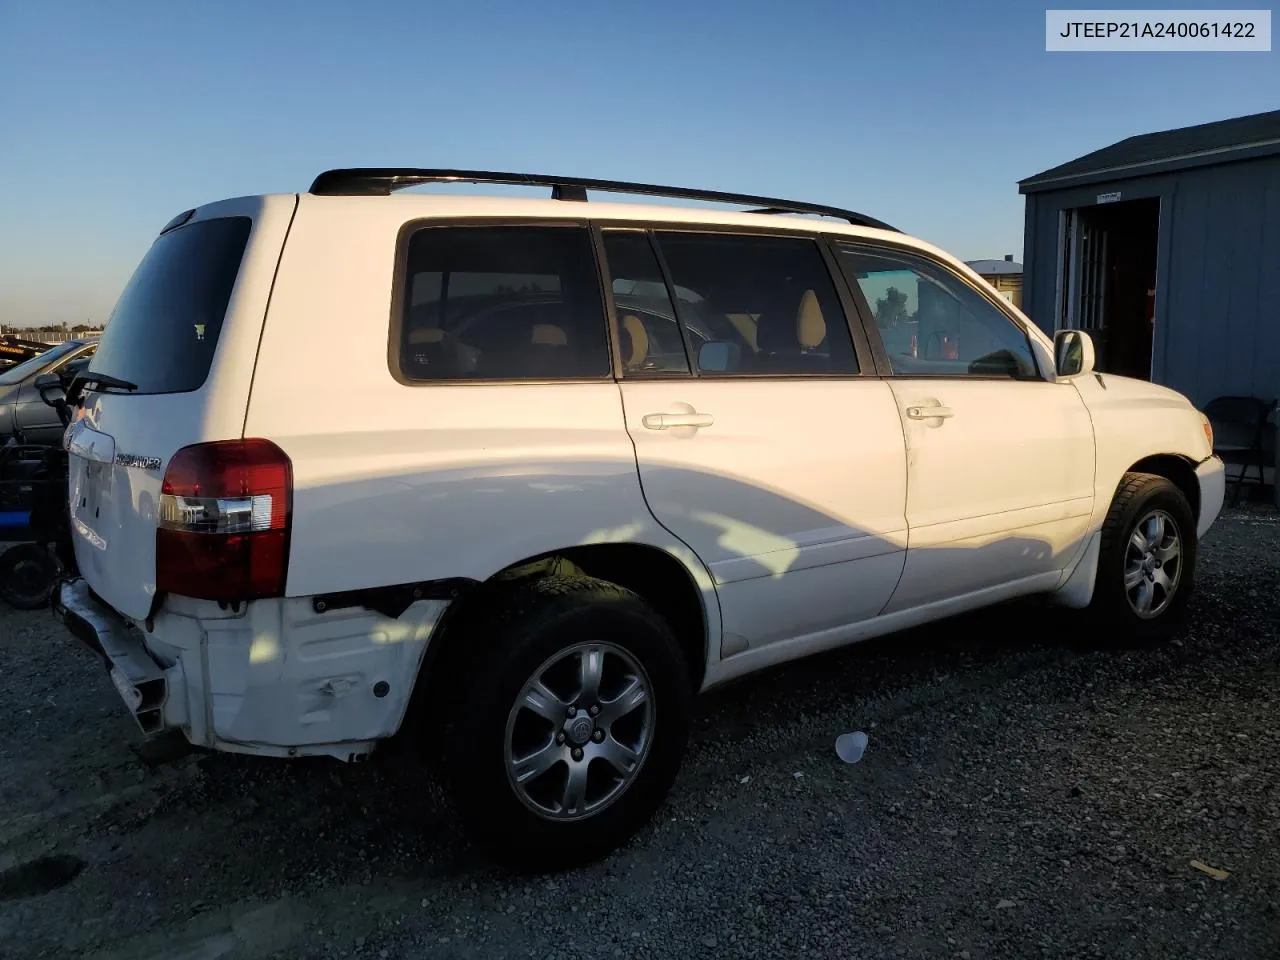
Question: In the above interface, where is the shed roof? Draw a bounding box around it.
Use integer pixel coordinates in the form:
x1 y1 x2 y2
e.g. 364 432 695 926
966 259 1022 275
1020 109 1280 194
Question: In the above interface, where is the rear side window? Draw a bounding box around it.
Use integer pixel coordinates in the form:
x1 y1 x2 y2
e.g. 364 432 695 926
650 232 859 376
397 225 610 382
89 217 252 395
601 231 692 376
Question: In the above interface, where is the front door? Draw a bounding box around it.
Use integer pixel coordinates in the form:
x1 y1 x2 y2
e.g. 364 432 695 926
602 227 909 655
834 240 1096 612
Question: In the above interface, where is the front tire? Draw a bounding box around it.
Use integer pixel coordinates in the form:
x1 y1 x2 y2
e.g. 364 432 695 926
442 575 693 869
1090 472 1197 641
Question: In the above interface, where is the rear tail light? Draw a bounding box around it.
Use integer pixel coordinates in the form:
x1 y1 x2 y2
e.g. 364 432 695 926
156 439 292 602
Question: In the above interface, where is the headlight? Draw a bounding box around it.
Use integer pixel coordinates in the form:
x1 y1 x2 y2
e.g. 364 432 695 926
1200 412 1213 451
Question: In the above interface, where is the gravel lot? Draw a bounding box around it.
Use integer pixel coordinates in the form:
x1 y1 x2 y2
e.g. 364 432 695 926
1 505 1277 960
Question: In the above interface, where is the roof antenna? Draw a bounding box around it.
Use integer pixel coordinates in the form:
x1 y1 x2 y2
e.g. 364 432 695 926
551 183 588 202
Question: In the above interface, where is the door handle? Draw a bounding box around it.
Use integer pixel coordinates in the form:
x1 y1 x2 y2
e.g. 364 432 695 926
905 405 955 420
642 411 714 430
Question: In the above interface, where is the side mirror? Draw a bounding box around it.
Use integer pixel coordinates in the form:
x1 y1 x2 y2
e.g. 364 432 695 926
1054 329 1096 377
33 373 64 397
697 340 741 373
33 373 71 424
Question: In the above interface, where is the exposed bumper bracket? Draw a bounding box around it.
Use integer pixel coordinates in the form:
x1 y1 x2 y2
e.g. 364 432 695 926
312 576 475 618
54 579 171 736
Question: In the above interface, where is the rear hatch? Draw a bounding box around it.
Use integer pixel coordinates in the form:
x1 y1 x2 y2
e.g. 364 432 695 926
67 197 296 620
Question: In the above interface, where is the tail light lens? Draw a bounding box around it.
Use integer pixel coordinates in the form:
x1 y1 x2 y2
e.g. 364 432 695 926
156 439 292 601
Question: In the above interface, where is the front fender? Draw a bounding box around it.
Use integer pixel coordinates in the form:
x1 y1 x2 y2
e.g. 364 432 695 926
1072 373 1212 515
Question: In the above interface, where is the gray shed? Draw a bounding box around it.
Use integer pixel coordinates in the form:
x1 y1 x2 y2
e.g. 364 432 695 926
1019 109 1280 409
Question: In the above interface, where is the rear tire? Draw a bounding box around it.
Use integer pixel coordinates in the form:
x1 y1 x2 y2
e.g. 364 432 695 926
1089 472 1197 641
441 575 692 870
0 544 58 611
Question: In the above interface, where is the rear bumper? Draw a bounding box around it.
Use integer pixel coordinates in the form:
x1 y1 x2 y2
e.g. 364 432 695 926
53 578 182 736
1195 455 1227 539
52 578 451 762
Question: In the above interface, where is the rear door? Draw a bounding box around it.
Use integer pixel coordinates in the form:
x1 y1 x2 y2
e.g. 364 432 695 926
603 227 909 656
67 197 297 620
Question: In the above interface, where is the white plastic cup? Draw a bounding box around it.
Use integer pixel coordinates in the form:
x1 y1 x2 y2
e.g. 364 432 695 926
835 731 869 764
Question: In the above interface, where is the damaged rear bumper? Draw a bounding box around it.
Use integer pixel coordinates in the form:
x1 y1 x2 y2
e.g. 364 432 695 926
53 578 184 737
52 578 452 762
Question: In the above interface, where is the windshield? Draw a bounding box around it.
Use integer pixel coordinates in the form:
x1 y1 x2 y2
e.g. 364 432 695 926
0 340 81 386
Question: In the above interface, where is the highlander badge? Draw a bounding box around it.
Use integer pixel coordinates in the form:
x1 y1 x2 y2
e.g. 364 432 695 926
115 452 163 472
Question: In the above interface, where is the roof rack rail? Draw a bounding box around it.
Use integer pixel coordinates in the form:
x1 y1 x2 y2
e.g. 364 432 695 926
307 168 898 232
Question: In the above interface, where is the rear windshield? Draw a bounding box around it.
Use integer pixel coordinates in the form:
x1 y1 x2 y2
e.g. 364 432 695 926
88 216 252 395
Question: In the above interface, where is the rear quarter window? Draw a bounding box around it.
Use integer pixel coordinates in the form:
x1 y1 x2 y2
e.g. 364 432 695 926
396 225 610 382
88 216 252 395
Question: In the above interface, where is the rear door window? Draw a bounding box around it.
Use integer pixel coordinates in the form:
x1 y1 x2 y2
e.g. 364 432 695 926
602 231 692 377
88 216 252 395
648 232 860 376
397 225 610 382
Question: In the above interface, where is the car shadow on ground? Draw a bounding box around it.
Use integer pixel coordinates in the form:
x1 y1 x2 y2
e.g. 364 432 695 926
165 592 1151 881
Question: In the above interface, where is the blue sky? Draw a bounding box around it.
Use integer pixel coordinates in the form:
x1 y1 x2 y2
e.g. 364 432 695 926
1 0 1276 326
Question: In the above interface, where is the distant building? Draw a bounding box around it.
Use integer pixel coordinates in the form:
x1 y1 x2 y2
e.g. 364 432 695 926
1018 108 1280 404
965 255 1022 308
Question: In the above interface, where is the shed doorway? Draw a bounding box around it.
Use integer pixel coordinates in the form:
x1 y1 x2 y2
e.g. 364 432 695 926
1059 196 1160 380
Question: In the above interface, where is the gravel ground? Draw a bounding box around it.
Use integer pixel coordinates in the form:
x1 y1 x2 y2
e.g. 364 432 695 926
1 505 1277 960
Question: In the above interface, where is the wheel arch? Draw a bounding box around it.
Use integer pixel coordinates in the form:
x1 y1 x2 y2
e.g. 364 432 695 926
402 541 714 751
1055 454 1201 612
553 543 711 691
1124 454 1200 521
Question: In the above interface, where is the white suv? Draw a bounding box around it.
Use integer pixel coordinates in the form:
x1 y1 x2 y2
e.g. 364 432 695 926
54 169 1226 867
